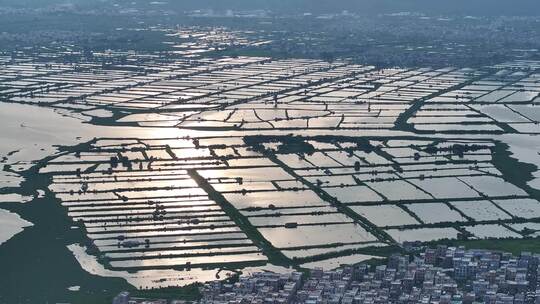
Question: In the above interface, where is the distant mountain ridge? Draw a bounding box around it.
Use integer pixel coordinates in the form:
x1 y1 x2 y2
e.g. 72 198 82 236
3 0 540 16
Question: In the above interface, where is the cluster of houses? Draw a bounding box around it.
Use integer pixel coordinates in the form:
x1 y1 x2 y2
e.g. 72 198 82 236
199 246 540 304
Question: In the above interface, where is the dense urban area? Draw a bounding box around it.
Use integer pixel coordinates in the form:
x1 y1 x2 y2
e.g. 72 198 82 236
113 245 540 303
197 246 540 304
0 1 540 303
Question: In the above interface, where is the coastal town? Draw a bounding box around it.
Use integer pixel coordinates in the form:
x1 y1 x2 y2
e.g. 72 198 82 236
113 246 540 304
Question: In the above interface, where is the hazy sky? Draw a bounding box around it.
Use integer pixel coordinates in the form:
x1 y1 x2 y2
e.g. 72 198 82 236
4 0 540 16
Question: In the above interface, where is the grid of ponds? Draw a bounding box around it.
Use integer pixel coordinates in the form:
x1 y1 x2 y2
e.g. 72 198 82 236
1 55 540 287
40 134 540 277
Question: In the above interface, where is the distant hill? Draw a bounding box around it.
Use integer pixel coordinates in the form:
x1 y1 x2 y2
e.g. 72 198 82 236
3 0 540 16
170 0 540 16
